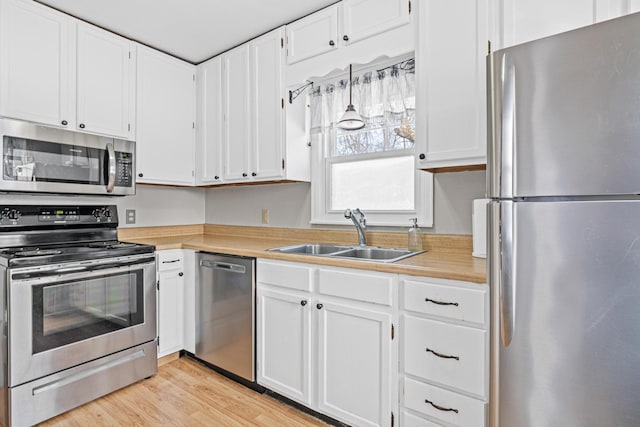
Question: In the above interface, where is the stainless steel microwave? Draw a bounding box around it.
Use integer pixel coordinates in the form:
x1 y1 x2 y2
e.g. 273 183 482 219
0 118 135 195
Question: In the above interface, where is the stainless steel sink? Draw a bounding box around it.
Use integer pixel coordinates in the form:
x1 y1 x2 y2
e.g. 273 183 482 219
269 243 424 263
268 243 351 255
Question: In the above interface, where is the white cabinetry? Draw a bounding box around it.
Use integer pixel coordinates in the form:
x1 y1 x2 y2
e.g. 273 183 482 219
414 0 491 170
136 45 196 185
256 259 396 427
342 0 411 46
76 23 135 139
286 5 339 64
195 56 223 185
0 0 135 139
221 27 285 183
497 0 640 49
286 0 411 65
156 250 185 358
400 275 488 426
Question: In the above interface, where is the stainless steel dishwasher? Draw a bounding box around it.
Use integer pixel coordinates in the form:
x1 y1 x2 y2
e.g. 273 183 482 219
196 252 256 382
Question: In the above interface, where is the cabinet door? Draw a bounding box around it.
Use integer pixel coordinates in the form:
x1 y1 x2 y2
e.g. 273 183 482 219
250 28 284 181
158 269 184 357
76 23 134 139
222 45 251 181
0 0 72 128
286 5 338 64
257 288 312 405
196 56 223 185
316 301 392 427
415 0 489 169
499 0 600 48
136 46 196 185
342 0 411 45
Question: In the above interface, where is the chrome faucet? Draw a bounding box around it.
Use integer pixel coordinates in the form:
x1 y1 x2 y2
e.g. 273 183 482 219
344 208 367 246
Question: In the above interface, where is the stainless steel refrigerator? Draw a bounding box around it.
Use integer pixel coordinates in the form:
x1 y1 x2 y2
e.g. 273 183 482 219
488 12 640 427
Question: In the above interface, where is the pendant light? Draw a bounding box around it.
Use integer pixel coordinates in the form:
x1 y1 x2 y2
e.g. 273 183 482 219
337 64 365 131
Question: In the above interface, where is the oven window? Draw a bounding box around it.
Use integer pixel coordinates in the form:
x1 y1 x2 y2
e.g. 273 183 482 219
32 270 144 354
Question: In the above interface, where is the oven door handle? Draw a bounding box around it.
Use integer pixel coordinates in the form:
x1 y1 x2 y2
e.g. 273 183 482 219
106 142 116 193
11 256 155 282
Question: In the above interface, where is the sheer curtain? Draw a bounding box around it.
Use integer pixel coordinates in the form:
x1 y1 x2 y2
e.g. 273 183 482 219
310 59 415 138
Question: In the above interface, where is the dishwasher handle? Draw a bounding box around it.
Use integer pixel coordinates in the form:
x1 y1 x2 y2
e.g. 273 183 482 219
200 259 246 274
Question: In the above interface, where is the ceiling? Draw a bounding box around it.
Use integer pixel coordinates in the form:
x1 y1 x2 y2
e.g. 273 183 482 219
36 0 338 64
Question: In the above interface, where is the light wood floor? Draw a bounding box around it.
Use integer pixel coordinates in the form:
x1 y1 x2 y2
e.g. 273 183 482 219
39 356 328 427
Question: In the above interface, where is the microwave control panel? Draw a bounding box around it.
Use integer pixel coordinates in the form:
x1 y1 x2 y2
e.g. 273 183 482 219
115 152 133 187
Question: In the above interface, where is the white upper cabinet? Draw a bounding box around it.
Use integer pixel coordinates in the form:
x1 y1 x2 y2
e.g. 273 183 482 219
415 0 491 170
76 23 135 139
286 5 338 65
342 0 411 45
497 0 640 49
0 0 135 139
222 44 251 181
136 45 196 185
286 0 412 67
251 28 285 181
195 56 223 185
0 0 72 128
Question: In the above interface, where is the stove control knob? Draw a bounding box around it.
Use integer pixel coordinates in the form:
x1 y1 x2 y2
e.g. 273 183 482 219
92 209 102 219
7 209 21 220
103 209 112 218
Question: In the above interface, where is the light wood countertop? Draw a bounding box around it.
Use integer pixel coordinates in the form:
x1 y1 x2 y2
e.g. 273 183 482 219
118 225 487 284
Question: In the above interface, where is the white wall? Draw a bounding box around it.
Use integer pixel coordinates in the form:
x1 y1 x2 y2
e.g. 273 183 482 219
205 171 486 234
0 185 205 228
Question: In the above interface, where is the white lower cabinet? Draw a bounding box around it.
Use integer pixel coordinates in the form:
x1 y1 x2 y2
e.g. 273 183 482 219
400 275 488 427
257 259 396 427
156 250 185 357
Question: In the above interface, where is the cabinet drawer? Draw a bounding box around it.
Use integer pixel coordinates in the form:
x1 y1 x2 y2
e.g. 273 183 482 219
403 279 486 324
257 260 313 292
402 410 442 427
404 316 486 398
404 378 485 427
157 250 183 271
318 268 393 306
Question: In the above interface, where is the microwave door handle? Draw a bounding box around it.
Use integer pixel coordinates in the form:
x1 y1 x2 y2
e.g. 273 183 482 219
106 142 116 193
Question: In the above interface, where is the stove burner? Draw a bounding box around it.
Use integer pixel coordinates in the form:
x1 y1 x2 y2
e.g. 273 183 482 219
13 249 64 257
87 242 138 250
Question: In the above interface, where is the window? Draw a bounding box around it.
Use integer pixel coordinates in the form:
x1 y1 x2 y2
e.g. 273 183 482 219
309 56 433 227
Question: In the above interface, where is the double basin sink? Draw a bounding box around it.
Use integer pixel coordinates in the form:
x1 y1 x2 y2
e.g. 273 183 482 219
269 243 424 263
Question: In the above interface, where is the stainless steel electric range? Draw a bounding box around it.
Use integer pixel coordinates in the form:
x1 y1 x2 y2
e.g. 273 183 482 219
0 205 157 427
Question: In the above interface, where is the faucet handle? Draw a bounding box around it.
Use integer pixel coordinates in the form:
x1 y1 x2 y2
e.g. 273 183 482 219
344 209 352 219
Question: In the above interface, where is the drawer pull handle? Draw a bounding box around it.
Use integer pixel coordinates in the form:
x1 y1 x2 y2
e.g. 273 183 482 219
426 347 459 360
425 297 458 307
425 398 459 414
162 259 180 264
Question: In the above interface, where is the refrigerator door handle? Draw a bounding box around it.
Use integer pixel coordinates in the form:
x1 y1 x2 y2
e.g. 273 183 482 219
500 201 516 346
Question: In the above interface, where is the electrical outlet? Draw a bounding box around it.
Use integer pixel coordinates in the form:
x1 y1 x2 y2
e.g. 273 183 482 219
126 209 136 224
261 209 269 225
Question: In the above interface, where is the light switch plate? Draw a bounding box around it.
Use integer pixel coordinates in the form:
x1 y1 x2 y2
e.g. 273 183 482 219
261 209 269 224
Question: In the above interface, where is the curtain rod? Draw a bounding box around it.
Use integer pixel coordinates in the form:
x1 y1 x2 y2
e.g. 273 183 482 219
376 58 415 73
289 81 313 104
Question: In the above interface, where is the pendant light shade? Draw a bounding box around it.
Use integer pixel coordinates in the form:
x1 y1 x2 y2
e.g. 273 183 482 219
337 64 365 131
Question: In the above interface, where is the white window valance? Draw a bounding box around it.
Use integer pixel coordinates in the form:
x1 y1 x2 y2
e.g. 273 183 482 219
310 59 415 134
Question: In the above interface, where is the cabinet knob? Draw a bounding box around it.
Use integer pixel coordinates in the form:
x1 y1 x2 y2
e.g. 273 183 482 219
178 272 184 277
79 123 86 129
419 153 426 160
251 172 257 177
138 173 143 178
316 303 323 310
242 173 248 177
61 120 68 126
343 35 349 41
214 176 219 180
300 300 308 306
329 40 335 46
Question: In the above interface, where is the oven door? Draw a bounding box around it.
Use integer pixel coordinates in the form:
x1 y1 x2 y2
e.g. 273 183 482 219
8 255 156 387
